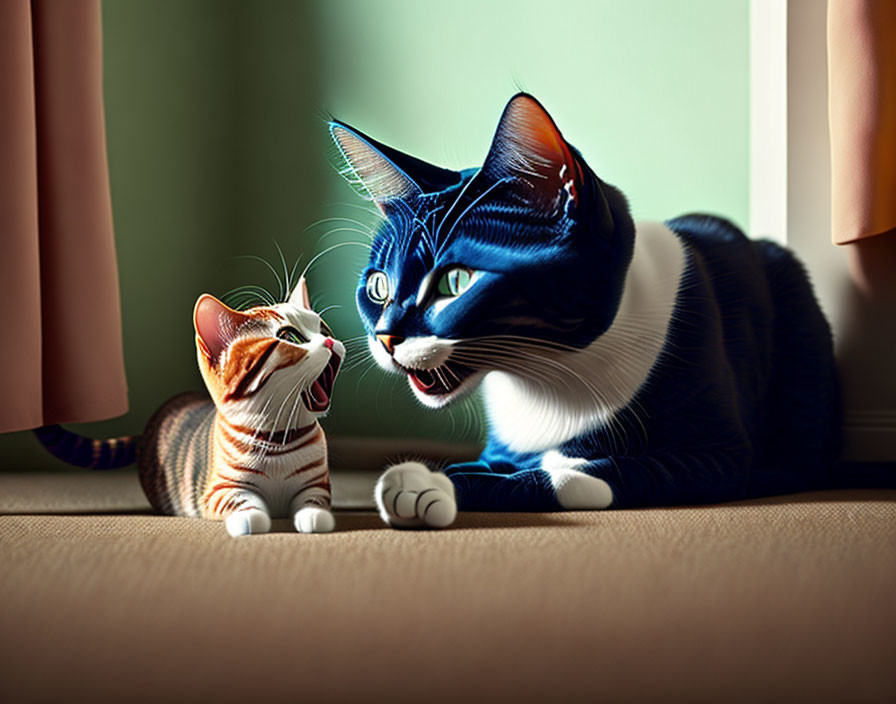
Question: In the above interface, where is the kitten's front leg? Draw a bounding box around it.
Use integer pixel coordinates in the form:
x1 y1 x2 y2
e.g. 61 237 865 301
208 489 272 537
290 486 335 534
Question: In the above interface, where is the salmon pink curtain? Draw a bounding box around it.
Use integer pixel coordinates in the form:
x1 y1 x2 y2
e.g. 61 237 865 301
828 0 896 246
0 0 127 433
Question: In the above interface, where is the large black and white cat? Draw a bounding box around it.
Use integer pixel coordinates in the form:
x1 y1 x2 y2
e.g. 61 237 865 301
331 93 840 527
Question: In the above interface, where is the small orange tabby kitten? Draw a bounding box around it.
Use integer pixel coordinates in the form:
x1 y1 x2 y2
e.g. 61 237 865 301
35 278 344 537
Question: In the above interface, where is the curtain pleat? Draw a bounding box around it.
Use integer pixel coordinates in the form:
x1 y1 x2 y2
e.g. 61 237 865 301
0 0 127 433
828 0 896 245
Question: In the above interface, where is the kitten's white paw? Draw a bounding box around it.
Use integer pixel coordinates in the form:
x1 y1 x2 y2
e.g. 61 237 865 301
225 509 272 537
294 506 335 534
375 461 457 529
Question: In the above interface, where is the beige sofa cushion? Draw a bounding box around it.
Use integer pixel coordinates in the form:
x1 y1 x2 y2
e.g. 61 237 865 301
1 471 894 702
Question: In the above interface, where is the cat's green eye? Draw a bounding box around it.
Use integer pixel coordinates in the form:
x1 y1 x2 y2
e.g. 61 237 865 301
437 267 474 297
277 326 307 345
366 271 390 304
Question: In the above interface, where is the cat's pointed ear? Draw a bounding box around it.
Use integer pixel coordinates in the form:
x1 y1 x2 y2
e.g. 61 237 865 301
482 94 585 217
288 276 312 311
329 121 461 213
194 294 247 362
330 122 422 213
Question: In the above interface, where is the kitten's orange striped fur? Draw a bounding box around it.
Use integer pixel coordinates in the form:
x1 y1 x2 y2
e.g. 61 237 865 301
139 278 343 535
36 277 344 537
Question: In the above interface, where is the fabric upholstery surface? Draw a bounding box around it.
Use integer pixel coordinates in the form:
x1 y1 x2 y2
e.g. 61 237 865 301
0 0 127 432
1 471 894 703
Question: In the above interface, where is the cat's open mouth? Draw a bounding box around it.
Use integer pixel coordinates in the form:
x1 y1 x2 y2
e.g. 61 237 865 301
405 361 475 398
302 352 342 413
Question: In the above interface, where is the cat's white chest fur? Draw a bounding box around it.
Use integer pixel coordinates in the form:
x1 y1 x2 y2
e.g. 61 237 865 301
482 221 686 454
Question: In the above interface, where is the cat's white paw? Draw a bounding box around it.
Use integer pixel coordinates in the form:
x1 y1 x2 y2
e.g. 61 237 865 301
541 451 613 509
375 461 457 529
294 506 335 534
225 509 272 537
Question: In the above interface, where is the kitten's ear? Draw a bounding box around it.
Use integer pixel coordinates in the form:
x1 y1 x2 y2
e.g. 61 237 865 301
288 276 312 311
482 94 588 219
329 121 460 214
194 294 247 362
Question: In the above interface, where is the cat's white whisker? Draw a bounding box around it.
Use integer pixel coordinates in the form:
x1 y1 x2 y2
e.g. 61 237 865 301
317 226 377 244
434 167 480 242
304 216 378 240
300 241 373 282
435 176 514 257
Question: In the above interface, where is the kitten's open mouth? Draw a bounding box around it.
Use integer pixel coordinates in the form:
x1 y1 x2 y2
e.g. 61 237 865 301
302 352 342 413
405 361 475 397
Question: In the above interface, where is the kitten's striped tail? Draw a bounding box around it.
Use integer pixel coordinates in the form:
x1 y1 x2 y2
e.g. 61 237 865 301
33 425 138 469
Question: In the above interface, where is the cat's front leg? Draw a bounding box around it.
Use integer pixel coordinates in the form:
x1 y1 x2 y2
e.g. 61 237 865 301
444 451 747 510
375 461 457 529
373 455 615 527
443 458 609 511
578 451 751 507
540 451 614 509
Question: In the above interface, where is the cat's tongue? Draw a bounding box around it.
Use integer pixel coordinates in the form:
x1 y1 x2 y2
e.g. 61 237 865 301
408 365 469 396
410 369 438 392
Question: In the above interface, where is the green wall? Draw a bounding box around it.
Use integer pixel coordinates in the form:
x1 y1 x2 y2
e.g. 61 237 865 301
317 0 749 223
0 0 748 470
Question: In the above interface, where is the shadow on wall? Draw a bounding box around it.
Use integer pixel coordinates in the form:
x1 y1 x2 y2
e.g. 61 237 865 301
837 233 896 461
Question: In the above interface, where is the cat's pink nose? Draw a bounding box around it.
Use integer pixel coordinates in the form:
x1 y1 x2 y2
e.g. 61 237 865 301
324 338 334 350
376 334 404 355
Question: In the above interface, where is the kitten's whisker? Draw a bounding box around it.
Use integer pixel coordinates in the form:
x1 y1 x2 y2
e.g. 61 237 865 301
343 353 374 374
273 241 292 298
223 284 278 309
269 374 310 439
248 394 277 446
283 381 310 440
287 254 304 296
235 254 286 302
355 356 380 389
